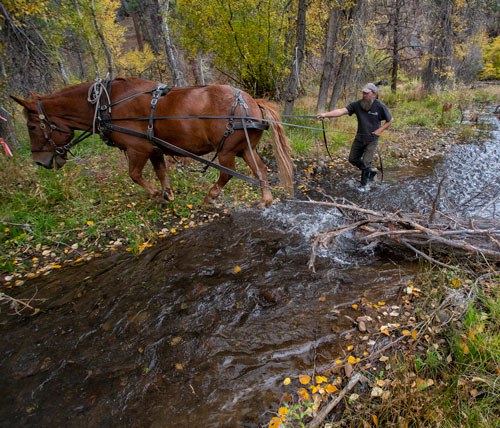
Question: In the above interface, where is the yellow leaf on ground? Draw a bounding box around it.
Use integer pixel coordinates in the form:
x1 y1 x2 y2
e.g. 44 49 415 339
315 375 328 384
268 416 283 428
299 374 311 385
233 265 242 274
459 342 470 354
283 377 291 386
347 355 357 364
325 384 338 394
297 388 310 401
278 407 289 416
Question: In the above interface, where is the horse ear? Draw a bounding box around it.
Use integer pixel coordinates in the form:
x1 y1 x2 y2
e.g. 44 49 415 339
10 95 33 111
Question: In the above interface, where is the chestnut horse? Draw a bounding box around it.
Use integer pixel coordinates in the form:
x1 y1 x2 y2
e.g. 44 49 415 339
11 77 294 206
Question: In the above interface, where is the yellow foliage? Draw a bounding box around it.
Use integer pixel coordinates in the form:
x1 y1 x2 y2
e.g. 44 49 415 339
116 44 157 75
481 36 500 80
4 0 49 19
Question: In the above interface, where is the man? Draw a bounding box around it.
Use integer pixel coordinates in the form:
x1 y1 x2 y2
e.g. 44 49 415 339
317 82 394 186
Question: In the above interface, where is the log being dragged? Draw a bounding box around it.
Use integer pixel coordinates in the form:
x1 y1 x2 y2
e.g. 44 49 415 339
295 200 500 270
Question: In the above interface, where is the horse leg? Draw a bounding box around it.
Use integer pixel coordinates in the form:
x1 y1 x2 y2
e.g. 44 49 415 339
150 150 174 201
127 150 166 203
203 152 236 205
242 148 273 208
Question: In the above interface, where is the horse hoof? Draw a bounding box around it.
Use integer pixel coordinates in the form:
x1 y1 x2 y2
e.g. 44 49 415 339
163 188 174 201
258 199 272 209
157 197 169 206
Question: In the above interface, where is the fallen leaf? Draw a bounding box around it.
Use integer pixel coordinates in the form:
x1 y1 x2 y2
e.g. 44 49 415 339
297 388 310 401
371 386 384 397
344 362 353 378
278 407 289 416
315 375 328 384
299 374 311 385
325 383 338 394
268 416 283 428
348 393 359 403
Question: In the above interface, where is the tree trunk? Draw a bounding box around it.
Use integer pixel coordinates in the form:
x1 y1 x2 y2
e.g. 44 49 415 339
390 0 401 93
328 0 365 109
316 6 340 112
90 1 114 78
122 0 144 51
284 0 307 116
189 56 205 86
422 0 454 91
157 0 186 87
328 52 349 110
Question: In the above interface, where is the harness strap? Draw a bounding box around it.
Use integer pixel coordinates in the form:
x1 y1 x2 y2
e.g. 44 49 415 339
204 87 264 174
102 122 261 186
147 84 171 141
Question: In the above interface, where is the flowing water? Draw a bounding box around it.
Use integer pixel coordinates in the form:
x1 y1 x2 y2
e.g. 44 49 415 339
1 107 498 427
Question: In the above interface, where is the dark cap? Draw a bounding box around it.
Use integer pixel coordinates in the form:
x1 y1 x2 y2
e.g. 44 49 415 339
362 83 378 93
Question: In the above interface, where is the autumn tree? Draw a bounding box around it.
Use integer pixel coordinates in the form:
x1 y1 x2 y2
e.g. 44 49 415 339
175 0 293 97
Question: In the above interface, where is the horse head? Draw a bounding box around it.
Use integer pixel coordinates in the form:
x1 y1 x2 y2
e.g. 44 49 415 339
10 95 75 169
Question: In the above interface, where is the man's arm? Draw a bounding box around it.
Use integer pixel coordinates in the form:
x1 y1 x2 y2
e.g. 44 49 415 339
317 107 349 119
373 117 394 136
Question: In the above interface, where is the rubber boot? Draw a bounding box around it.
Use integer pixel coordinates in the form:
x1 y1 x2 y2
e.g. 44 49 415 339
360 168 370 186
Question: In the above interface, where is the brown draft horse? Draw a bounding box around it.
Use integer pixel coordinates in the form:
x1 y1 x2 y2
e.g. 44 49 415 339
11 77 294 207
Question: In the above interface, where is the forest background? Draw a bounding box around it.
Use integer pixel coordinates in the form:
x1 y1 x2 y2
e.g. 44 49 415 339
1 0 499 146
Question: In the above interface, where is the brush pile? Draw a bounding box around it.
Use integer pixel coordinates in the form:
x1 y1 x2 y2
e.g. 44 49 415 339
302 200 500 270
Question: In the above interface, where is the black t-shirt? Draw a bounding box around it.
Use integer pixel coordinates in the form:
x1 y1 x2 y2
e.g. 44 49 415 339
346 99 392 143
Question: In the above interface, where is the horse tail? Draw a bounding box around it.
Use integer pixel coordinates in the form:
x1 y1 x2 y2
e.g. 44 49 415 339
256 99 294 196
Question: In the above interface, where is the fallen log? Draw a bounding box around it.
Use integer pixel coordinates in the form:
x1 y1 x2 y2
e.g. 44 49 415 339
294 200 500 270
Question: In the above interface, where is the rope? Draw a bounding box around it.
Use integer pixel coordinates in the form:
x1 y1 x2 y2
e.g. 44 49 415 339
87 75 111 136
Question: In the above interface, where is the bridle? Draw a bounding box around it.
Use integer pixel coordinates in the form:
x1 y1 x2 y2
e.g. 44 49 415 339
35 100 91 156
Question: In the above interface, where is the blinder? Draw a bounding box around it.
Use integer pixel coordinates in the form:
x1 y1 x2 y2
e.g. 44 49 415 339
35 100 76 156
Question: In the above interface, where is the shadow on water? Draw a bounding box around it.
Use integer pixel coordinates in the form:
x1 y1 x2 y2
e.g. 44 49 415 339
1 107 498 427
